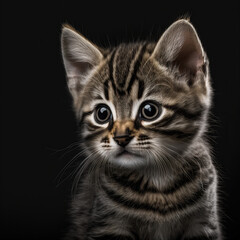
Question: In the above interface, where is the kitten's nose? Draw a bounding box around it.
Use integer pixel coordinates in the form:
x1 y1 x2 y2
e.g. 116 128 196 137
112 120 135 147
113 135 133 147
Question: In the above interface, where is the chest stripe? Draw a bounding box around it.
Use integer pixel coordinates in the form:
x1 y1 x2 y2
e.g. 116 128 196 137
101 175 214 216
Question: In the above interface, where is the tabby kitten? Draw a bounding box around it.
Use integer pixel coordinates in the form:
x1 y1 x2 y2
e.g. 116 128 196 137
61 19 222 240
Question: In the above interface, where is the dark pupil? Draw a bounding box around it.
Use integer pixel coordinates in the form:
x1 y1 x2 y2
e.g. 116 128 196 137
143 104 156 117
98 107 109 120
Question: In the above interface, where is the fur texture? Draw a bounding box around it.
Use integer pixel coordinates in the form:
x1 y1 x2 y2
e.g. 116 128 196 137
61 19 222 240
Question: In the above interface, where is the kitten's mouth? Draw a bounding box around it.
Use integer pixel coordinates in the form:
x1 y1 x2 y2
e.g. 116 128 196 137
113 149 145 167
116 150 139 158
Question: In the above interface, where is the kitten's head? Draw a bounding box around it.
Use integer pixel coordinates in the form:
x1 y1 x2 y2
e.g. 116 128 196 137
61 20 211 170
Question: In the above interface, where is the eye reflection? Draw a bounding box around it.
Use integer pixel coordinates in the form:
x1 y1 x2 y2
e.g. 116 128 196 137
95 104 112 124
140 101 161 121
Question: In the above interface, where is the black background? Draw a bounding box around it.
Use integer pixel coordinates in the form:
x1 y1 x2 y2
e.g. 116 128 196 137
1 1 239 239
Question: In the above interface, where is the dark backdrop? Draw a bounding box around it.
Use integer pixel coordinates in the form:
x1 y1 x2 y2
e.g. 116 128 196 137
1 1 239 239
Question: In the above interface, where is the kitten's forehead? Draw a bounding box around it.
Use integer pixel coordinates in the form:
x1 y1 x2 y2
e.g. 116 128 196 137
81 42 158 118
105 43 150 119
111 43 143 88
103 43 150 100
113 95 133 119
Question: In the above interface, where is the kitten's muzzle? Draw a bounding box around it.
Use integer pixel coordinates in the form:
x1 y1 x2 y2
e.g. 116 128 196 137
112 120 135 147
113 135 133 147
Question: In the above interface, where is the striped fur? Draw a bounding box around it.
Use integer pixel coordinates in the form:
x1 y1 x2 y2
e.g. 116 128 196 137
61 19 222 240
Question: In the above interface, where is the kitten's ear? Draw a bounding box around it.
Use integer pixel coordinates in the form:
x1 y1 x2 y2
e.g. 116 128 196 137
152 19 205 76
61 25 103 99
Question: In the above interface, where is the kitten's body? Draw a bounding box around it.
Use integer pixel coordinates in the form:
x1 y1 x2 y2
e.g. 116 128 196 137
61 20 222 240
67 140 219 240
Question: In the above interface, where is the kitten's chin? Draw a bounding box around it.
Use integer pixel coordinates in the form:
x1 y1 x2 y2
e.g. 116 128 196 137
110 151 145 168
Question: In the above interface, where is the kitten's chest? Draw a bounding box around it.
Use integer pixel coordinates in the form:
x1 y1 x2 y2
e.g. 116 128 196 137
97 170 202 223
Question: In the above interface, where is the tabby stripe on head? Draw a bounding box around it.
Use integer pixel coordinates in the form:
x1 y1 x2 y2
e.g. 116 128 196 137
163 104 203 120
151 111 201 130
152 113 178 128
108 49 117 94
142 126 197 139
138 79 144 99
127 43 147 94
116 88 126 96
78 110 94 125
158 129 196 139
103 80 109 100
117 45 138 89
157 129 196 138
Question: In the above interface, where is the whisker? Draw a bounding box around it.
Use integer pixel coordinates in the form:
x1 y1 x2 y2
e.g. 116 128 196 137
55 148 88 187
71 151 96 195
49 141 80 154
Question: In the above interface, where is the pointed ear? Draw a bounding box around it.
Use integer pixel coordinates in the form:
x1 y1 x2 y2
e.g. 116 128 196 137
61 25 103 99
151 19 205 76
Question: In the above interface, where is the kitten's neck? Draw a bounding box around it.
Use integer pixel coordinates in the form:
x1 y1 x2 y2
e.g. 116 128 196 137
104 140 206 192
105 161 182 193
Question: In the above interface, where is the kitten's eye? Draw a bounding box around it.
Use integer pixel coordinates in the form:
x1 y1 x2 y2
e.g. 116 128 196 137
95 104 112 124
140 101 161 121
